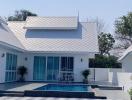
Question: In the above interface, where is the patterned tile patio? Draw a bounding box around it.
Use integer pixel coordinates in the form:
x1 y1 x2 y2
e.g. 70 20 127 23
0 82 47 91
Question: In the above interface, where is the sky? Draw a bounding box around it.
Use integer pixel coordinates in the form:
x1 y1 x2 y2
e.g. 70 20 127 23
0 0 132 33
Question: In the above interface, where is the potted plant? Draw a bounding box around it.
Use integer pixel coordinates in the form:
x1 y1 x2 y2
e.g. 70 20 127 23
17 66 27 82
128 88 132 100
82 69 90 84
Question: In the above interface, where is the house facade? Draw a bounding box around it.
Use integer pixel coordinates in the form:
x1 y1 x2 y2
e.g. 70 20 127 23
119 46 132 72
0 16 98 83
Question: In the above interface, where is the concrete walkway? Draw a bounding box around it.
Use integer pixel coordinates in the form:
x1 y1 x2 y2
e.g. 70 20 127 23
95 88 130 100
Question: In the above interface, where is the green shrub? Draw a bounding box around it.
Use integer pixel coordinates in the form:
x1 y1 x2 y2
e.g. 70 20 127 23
89 55 122 68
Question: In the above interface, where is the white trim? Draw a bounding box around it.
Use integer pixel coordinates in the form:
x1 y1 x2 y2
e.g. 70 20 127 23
118 51 132 62
24 27 77 30
0 41 25 52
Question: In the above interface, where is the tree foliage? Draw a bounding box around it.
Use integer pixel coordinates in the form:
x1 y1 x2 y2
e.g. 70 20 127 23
8 10 37 21
115 12 132 49
89 55 121 68
98 32 115 55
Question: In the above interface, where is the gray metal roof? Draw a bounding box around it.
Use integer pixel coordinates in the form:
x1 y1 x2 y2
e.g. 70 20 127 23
24 16 78 30
0 20 25 50
8 20 99 53
119 46 132 61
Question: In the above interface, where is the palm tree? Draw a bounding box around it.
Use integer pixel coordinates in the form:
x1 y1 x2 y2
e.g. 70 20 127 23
82 69 90 83
17 66 27 82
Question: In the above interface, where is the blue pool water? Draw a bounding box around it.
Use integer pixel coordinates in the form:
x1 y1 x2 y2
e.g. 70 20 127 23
35 84 91 92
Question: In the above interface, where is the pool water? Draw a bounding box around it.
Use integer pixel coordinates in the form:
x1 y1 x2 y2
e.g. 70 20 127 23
35 84 91 92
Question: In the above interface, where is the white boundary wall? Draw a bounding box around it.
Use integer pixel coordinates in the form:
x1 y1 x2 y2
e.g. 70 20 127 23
89 68 109 81
95 68 109 81
118 72 132 92
108 68 132 92
108 68 122 85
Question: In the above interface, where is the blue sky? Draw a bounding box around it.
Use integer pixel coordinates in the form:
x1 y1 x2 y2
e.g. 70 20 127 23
0 0 132 33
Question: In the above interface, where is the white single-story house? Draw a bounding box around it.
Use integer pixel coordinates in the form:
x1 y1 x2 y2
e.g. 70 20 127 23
0 16 99 83
119 46 132 72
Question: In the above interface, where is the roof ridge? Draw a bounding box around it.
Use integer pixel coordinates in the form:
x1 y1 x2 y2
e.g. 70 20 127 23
8 21 26 23
27 16 78 18
80 21 96 23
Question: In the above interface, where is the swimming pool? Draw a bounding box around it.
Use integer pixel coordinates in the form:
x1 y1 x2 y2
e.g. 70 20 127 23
24 84 96 98
35 84 91 92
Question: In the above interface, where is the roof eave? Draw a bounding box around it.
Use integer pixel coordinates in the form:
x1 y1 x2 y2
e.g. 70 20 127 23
118 51 131 62
25 50 99 54
0 41 25 52
23 26 77 30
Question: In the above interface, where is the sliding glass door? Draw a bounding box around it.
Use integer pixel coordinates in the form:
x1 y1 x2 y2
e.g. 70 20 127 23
33 56 74 82
33 56 59 81
33 56 46 80
5 53 17 82
47 57 59 81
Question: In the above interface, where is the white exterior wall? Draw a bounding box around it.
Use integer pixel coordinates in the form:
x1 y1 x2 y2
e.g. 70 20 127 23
0 46 24 83
0 45 96 83
22 53 95 82
0 47 6 83
121 53 132 72
74 55 89 82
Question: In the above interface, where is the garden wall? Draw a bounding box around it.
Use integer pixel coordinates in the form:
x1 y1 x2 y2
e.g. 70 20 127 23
89 68 132 92
117 72 132 92
89 68 109 81
108 68 132 92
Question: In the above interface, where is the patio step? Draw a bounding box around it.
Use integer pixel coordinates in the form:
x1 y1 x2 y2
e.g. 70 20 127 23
98 86 122 90
0 91 24 97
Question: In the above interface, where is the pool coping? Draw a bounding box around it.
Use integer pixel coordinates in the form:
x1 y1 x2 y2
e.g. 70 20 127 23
0 83 122 99
24 90 95 98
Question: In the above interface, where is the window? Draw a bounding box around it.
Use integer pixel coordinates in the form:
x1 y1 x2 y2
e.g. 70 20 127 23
60 57 74 82
61 57 74 71
5 53 17 82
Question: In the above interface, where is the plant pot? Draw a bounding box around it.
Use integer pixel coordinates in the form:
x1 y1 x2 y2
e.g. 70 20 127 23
18 77 25 82
83 79 88 84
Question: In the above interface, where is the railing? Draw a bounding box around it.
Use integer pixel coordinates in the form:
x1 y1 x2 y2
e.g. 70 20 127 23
59 72 74 82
